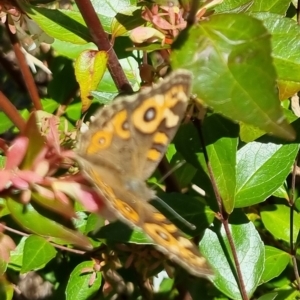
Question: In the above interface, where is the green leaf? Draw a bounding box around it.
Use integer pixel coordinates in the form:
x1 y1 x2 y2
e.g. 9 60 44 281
91 0 137 17
66 261 102 300
41 98 59 113
7 197 92 250
65 102 82 121
235 141 299 207
9 237 27 271
261 246 290 284
261 204 300 242
249 0 291 14
257 292 278 300
174 123 216 203
202 215 264 299
52 40 97 59
253 13 300 99
172 14 295 140
20 4 92 44
275 289 300 299
202 115 239 213
214 0 254 13
75 50 108 111
0 112 14 134
21 235 57 273
272 183 289 200
96 221 152 244
48 56 77 104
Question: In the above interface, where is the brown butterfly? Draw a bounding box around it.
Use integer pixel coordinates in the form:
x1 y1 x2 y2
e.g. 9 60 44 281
76 70 212 278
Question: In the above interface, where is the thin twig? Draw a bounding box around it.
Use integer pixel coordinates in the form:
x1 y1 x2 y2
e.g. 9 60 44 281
298 0 300 25
5 22 42 111
1 224 86 255
186 0 200 26
289 156 300 289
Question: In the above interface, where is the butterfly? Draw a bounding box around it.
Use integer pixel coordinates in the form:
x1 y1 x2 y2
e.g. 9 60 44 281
76 69 212 278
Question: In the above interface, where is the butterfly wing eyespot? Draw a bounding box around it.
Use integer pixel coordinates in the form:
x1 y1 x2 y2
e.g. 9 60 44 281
87 130 113 154
111 110 131 139
142 209 213 278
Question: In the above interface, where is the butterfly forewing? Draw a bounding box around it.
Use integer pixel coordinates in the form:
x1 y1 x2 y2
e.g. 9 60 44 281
76 70 213 278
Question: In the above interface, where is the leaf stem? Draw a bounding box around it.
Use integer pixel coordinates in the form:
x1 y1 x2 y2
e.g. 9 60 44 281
194 118 248 300
1 224 86 255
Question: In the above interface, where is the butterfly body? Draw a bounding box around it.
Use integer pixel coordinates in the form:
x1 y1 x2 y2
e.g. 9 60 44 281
76 70 213 278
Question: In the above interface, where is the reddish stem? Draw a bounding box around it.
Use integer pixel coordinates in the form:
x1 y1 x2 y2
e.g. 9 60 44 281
0 91 26 133
6 22 42 111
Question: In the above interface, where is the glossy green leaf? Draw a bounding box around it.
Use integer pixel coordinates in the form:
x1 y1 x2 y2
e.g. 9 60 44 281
253 13 300 99
9 237 27 271
275 289 300 300
7 197 92 250
260 246 290 284
272 183 289 200
52 40 97 59
249 0 291 14
66 261 102 300
202 216 264 299
235 141 299 207
214 0 254 13
0 112 14 134
41 98 59 114
257 293 278 300
240 107 298 143
20 4 92 44
21 235 57 273
91 0 136 18
172 14 295 140
65 102 82 121
202 115 238 213
261 204 300 242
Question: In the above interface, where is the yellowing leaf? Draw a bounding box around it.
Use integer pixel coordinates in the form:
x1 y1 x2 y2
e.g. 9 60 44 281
75 50 108 112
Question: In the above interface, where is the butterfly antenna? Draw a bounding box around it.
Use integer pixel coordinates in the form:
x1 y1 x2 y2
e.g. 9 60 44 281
153 196 196 230
151 159 196 230
158 159 186 184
